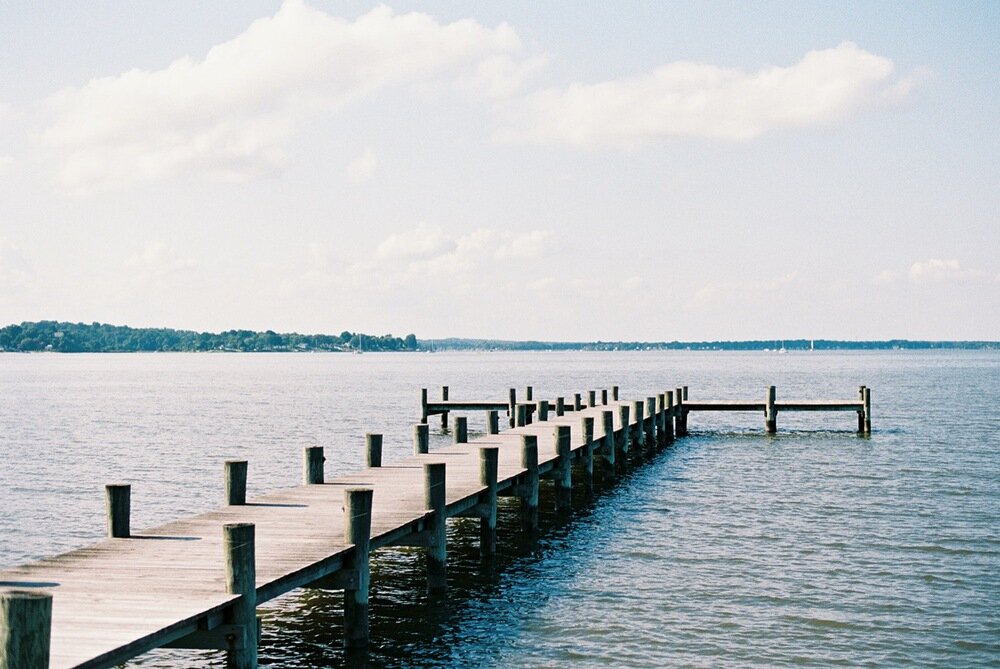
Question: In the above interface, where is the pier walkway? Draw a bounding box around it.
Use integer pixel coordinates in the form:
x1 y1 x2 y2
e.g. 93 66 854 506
0 384 871 668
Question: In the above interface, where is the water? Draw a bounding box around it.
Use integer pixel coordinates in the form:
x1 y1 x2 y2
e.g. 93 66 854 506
1 351 997 667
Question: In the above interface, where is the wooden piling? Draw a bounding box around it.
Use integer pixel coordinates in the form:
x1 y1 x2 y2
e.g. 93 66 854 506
601 410 616 478
343 488 372 649
765 385 777 434
516 404 528 427
525 386 533 402
225 461 248 506
632 400 645 452
646 397 657 454
223 522 257 669
581 416 595 494
612 385 619 401
0 590 52 669
656 394 666 449
413 423 429 455
420 388 428 424
424 463 447 594
675 386 686 437
574 393 583 411
857 385 866 433
588 390 597 408
105 484 130 538
487 410 499 435
537 400 550 422
601 389 609 405
617 404 631 472
664 390 675 442
556 397 565 416
453 417 468 444
554 425 572 511
863 387 872 434
508 388 517 428
519 435 539 533
303 447 324 484
365 434 383 467
479 447 498 557
440 386 449 429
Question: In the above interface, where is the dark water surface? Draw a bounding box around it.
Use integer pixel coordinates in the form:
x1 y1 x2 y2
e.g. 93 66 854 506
1 351 997 667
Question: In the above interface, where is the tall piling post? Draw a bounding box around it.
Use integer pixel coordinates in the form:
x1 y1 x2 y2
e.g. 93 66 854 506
863 387 872 434
304 447 325 484
646 397 657 455
413 423 429 455
601 410 616 479
223 522 258 669
588 390 597 408
519 435 539 534
225 461 248 505
617 404 631 473
487 410 499 435
343 488 373 649
537 400 550 422
105 484 131 538
440 386 449 429
454 417 468 444
525 386 533 402
632 400 645 453
612 386 619 401
424 463 447 594
601 389 609 405
508 388 517 428
420 388 428 424
765 386 777 434
554 425 572 512
656 394 666 449
675 387 686 437
581 416 595 496
479 447 499 558
0 590 52 669
556 397 565 416
857 386 866 433
516 404 528 427
365 433 383 467
574 393 583 411
664 390 675 443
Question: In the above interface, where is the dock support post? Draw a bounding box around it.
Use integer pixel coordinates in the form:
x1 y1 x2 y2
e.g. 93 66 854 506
554 425 572 512
574 393 583 411
413 423 429 455
105 484 131 538
343 488 372 649
646 397 657 455
519 435 539 533
424 463 447 594
365 433 383 467
454 417 468 444
223 522 258 669
304 447 325 484
225 461 248 505
516 404 528 427
0 590 52 669
581 416 595 496
479 447 498 558
601 389 609 405
675 387 686 437
537 400 549 422
617 404 631 473
525 386 533 402
656 394 666 449
487 410 499 435
420 388 428 424
632 401 645 453
509 388 517 428
556 397 565 416
664 391 675 443
601 410 616 479
588 390 597 408
440 386 449 429
857 386 866 433
765 386 777 434
864 387 872 434
612 386 619 401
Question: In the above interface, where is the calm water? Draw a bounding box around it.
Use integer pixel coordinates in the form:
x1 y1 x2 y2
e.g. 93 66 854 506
1 351 997 667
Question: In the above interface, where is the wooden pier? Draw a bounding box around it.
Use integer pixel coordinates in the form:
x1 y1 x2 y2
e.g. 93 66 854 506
0 384 871 668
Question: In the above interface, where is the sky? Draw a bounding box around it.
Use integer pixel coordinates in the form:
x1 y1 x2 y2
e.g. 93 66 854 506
0 1 997 341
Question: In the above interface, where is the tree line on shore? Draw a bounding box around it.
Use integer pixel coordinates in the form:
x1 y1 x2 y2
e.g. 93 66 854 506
0 321 418 353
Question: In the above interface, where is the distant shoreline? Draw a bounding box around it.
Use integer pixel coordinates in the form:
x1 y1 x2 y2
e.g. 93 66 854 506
1 321 996 353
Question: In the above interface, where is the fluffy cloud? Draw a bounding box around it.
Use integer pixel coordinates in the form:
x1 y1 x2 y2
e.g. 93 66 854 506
346 147 377 183
41 1 525 194
499 42 909 147
908 259 987 283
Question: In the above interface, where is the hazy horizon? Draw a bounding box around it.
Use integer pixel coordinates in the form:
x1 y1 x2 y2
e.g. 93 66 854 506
1 2 997 340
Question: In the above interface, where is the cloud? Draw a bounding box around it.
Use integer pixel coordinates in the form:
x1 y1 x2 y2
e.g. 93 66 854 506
40 1 525 194
499 42 910 148
908 258 987 283
0 238 34 287
346 147 377 183
494 229 552 259
375 222 455 260
689 272 798 307
873 269 898 286
125 241 195 279
0 155 12 170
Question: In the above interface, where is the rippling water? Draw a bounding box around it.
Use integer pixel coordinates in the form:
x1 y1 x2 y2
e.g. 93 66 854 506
1 351 997 667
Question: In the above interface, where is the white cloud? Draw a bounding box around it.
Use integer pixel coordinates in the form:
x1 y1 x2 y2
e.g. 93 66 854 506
0 238 34 287
125 241 195 279
499 42 909 148
873 269 898 285
0 155 12 170
346 147 377 183
908 258 986 283
40 1 526 194
375 222 455 260
494 229 552 259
